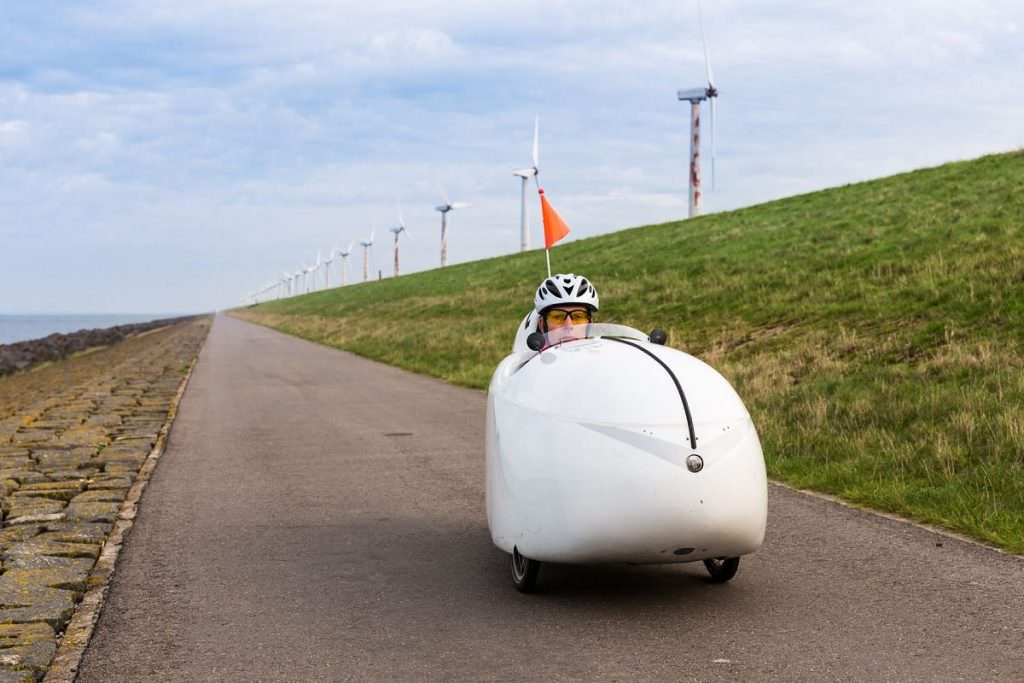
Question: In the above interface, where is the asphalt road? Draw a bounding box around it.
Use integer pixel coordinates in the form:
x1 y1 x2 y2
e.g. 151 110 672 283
77 314 1024 682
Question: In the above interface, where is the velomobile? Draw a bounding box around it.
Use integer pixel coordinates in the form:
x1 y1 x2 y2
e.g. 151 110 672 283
486 309 767 592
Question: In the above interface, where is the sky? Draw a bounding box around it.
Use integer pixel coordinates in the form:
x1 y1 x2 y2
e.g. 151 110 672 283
2 0 1022 314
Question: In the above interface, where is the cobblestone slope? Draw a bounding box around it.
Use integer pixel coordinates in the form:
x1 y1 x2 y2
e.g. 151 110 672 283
0 316 204 378
0 318 210 681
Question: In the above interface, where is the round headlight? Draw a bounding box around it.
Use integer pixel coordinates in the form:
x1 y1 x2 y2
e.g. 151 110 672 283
686 454 703 473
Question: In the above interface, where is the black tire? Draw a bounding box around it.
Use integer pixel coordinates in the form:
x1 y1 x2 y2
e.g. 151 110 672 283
511 546 541 593
703 556 740 582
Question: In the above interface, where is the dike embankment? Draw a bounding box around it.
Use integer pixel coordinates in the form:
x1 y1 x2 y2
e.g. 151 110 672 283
0 316 205 378
0 316 211 682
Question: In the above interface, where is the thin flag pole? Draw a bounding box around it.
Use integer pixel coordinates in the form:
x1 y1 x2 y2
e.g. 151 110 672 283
534 176 552 277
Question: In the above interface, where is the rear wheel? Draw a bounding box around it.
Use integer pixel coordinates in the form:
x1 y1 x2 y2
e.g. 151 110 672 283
703 557 740 582
511 546 541 593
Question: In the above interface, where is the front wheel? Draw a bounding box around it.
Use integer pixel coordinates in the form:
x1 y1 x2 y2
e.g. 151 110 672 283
703 557 740 582
511 546 541 593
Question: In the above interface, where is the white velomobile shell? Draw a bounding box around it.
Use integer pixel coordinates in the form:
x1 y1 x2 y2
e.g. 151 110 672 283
486 320 767 565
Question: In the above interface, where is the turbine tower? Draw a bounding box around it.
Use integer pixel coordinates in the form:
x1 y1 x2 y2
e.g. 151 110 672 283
435 185 470 267
360 229 375 282
338 240 355 285
305 252 320 293
512 115 539 251
390 200 412 277
677 1 717 217
323 248 337 289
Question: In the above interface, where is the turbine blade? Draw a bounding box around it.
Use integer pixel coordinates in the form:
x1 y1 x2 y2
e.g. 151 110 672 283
437 182 450 207
347 240 355 254
396 197 405 227
451 202 470 209
698 0 715 89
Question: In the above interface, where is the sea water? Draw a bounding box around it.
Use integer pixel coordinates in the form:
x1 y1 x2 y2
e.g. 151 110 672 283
0 314 170 346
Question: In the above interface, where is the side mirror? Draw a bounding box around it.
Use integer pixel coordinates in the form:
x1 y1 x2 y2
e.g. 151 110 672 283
526 332 546 351
649 328 667 345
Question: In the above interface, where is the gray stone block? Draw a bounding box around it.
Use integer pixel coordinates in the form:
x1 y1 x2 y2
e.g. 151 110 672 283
36 524 109 546
63 502 121 524
0 472 47 486
31 450 94 470
0 601 75 631
3 539 99 562
4 499 66 522
0 568 89 594
11 481 86 502
2 557 94 573
37 468 100 482
69 489 126 504
86 475 134 489
0 667 37 683
55 427 108 448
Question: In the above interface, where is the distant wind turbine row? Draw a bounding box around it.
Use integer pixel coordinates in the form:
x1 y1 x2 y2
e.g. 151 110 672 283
243 3 717 305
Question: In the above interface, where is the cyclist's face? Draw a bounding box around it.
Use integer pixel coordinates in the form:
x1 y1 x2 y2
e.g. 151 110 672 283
542 306 590 344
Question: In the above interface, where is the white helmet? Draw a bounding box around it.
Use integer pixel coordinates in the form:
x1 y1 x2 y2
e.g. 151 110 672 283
534 273 599 313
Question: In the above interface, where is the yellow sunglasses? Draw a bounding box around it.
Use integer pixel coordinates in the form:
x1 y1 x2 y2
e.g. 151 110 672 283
544 309 591 324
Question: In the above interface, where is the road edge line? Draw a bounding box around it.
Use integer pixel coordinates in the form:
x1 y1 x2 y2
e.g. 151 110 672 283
42 327 207 683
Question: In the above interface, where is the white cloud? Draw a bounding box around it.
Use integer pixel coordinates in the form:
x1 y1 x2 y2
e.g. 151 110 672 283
368 28 462 61
0 119 29 147
74 131 121 157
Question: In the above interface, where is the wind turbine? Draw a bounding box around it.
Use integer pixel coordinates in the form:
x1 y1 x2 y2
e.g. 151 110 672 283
302 257 317 293
323 248 337 289
512 115 539 252
677 0 717 217
435 185 470 267
360 229 376 282
390 200 412 277
338 240 355 285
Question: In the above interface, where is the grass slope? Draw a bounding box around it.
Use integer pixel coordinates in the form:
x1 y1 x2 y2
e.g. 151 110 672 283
237 151 1024 554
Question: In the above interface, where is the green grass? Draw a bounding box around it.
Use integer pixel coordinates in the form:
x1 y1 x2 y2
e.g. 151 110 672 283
235 150 1024 554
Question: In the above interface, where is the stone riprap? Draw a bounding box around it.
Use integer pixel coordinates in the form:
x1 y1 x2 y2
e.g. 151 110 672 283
0 316 205 378
0 318 210 681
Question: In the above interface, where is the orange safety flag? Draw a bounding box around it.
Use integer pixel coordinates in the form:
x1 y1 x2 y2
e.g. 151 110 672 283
539 189 571 249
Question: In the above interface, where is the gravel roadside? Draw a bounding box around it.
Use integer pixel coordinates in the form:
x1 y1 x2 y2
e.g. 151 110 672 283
0 317 211 681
